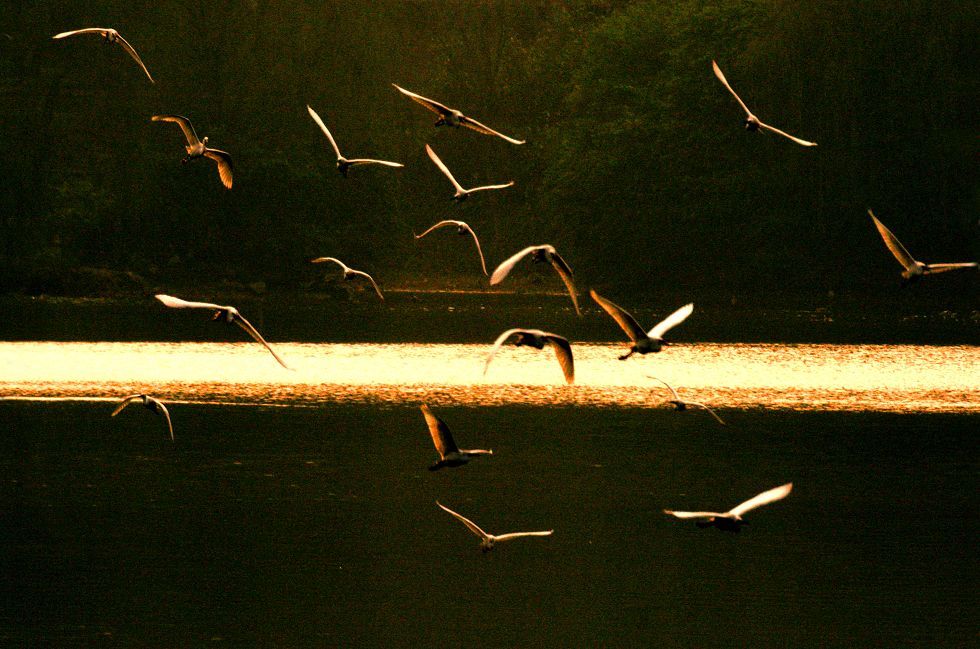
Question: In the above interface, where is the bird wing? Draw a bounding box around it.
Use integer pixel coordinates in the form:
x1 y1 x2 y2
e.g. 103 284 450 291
306 105 343 159
344 158 404 168
392 84 452 116
493 530 554 542
53 27 113 39
489 245 540 286
686 402 726 425
110 394 143 417
923 262 979 275
712 60 752 117
349 269 385 301
463 181 515 194
463 223 490 276
868 210 918 272
483 328 525 376
664 510 726 520
544 334 575 385
646 375 681 400
155 294 224 310
728 482 793 517
437 501 489 541
310 257 348 272
152 399 175 441
151 115 200 147
756 120 818 147
420 404 458 457
110 31 154 83
425 144 465 192
415 220 459 239
547 252 580 316
203 149 234 189
231 313 291 370
648 303 694 340
589 290 646 343
458 115 525 145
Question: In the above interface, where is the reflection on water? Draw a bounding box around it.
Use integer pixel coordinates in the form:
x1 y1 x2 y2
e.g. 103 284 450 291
1 341 976 412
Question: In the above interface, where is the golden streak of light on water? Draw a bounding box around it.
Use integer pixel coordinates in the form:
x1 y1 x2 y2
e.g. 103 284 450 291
0 341 977 412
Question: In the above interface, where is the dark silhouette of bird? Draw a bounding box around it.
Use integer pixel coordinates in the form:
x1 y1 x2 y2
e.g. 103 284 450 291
111 394 173 441
484 328 574 385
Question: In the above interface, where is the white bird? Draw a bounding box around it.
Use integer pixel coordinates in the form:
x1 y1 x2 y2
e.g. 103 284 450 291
307 105 403 177
868 209 977 283
484 328 574 385
415 219 489 276
151 115 233 189
393 84 525 145
310 257 384 301
421 404 492 471
490 245 580 316
425 144 514 201
646 375 725 425
111 394 173 442
52 28 154 83
664 482 793 532
154 294 290 369
712 60 816 147
436 501 552 553
591 290 693 360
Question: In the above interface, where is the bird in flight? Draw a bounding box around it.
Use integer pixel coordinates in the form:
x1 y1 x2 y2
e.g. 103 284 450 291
436 501 552 553
415 220 489 276
52 27 154 83
310 257 384 301
646 375 725 425
421 404 492 471
111 394 173 441
393 83 525 144
490 245 580 316
307 105 403 177
712 60 816 147
484 329 574 385
868 209 977 284
591 290 693 359
151 115 233 189
425 144 514 201
664 482 793 532
154 294 290 369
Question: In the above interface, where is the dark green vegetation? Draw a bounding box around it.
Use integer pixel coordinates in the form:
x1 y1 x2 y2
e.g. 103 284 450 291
2 400 976 647
1 1 977 304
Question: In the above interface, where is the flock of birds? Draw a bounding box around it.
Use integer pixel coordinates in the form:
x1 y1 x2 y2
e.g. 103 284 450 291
55 26 975 549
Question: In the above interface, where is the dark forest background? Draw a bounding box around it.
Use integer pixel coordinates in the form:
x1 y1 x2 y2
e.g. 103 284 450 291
1 1 977 305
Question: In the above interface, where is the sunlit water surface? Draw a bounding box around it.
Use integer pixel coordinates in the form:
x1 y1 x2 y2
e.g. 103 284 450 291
1 341 976 412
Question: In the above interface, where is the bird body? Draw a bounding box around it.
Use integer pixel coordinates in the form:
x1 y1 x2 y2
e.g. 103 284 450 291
484 328 574 385
310 257 384 301
52 27 154 83
425 144 514 201
307 105 403 177
421 404 492 471
490 245 580 316
712 60 816 147
111 394 173 441
151 115 233 188
437 502 552 552
393 84 525 144
154 294 290 369
664 483 793 532
590 290 693 359
415 220 489 275
868 210 977 283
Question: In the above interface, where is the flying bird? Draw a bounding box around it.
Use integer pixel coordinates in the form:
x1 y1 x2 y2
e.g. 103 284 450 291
484 328 574 385
151 115 233 189
415 219 489 275
154 294 290 369
52 28 154 83
393 83 525 144
712 60 816 147
111 394 173 441
307 105 403 177
591 290 693 360
310 257 384 301
490 245 580 316
868 209 977 283
664 482 793 532
647 375 725 425
421 404 492 471
436 501 552 553
425 144 514 201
